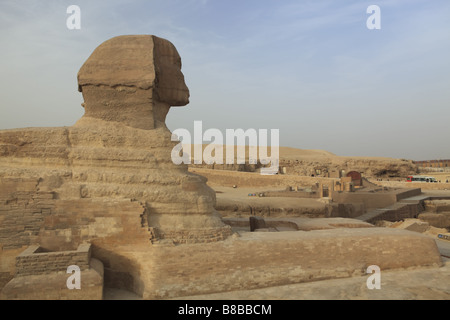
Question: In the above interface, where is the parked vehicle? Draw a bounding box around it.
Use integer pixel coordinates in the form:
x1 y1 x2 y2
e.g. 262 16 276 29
406 175 437 183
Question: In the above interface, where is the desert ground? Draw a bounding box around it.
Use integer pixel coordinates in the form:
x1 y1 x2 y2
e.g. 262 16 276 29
189 168 450 300
194 172 449 300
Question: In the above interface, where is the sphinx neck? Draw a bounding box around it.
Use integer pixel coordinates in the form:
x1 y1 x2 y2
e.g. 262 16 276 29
76 85 171 130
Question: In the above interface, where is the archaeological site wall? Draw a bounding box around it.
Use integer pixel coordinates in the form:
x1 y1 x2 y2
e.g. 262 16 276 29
135 228 442 299
15 244 91 277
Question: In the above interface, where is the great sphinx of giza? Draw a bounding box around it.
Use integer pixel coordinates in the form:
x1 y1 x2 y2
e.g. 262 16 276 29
74 35 231 241
0 35 231 252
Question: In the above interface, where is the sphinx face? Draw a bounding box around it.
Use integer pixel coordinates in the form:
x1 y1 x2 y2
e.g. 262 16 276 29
153 36 190 106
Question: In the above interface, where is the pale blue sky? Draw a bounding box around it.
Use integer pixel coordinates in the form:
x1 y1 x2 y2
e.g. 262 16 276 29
0 0 449 160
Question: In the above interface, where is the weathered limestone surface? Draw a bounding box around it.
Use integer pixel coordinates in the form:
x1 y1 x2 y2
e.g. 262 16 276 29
118 228 443 299
15 244 91 277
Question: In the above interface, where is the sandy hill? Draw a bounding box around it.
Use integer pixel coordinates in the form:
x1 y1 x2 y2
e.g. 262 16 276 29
180 144 416 177
181 144 403 161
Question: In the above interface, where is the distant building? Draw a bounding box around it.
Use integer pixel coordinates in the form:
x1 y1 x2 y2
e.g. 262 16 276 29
414 159 450 169
346 171 362 187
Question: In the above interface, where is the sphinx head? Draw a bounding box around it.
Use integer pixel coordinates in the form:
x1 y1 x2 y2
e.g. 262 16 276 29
77 35 189 129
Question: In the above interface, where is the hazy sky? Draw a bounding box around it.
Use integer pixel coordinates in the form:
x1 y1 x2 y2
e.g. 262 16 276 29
0 0 449 160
